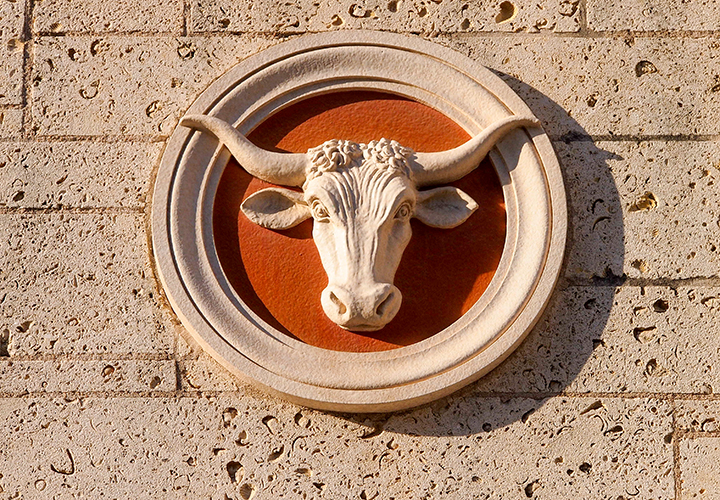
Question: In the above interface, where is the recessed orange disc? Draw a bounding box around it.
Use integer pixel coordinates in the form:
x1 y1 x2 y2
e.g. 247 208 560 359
213 91 506 352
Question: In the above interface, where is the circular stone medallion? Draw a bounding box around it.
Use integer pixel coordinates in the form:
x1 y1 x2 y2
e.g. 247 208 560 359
152 32 567 412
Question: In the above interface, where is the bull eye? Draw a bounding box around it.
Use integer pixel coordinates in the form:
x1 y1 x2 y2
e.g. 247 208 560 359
394 202 412 221
311 200 330 222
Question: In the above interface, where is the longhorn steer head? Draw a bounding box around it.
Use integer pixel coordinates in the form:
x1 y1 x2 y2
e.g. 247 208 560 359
181 113 538 331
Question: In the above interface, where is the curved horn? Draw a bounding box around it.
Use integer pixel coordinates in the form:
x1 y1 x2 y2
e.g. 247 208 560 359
180 114 307 187
411 115 540 187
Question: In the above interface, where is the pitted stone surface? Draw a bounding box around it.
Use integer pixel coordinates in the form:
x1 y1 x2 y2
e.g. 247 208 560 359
176 330 244 391
675 401 720 433
191 0 581 34
475 286 720 394
0 396 672 498
439 35 720 137
0 214 169 356
680 438 720 499
179 355 243 392
0 142 162 208
675 402 720 498
0 359 176 394
557 140 720 280
174 283 717 396
587 0 720 32
31 36 282 137
34 0 184 34
0 108 23 138
1 3 719 494
0 0 24 105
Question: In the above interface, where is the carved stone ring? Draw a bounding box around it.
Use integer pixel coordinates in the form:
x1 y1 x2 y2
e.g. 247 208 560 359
152 32 567 412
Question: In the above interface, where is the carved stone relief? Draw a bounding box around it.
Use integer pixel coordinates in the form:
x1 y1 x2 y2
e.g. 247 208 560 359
180 114 537 331
152 32 567 411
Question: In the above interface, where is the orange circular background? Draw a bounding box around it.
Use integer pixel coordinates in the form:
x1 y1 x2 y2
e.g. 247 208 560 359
213 91 506 352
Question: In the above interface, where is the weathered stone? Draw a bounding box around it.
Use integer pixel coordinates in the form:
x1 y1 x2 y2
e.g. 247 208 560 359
179 355 243 392
0 359 175 394
175 321 202 358
588 0 720 32
1 4 718 492
0 395 672 498
475 286 720 394
438 34 720 137
176 331 248 392
680 438 720 499
0 214 169 356
0 0 24 105
557 140 720 280
191 0 581 34
0 108 23 138
34 0 184 34
675 400 720 433
175 282 720 395
0 141 162 208
33 34 720 138
31 36 282 137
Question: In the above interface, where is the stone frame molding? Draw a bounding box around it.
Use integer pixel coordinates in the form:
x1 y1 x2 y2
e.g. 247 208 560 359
151 31 567 412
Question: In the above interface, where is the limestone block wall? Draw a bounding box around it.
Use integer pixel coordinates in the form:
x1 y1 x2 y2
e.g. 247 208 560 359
0 1 719 498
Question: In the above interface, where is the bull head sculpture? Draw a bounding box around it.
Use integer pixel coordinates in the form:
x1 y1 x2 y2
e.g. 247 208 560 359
181 113 538 331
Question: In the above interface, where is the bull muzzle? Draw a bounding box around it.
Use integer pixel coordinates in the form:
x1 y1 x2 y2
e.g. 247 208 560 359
321 283 402 331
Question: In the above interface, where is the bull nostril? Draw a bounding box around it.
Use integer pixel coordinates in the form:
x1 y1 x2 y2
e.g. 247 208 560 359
375 287 398 318
375 292 393 318
329 291 347 315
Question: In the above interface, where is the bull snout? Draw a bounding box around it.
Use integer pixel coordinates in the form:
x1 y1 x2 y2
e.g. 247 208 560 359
321 283 402 331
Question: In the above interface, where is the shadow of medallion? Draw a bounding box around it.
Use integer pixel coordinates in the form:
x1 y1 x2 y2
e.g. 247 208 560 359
213 91 507 352
324 77 626 436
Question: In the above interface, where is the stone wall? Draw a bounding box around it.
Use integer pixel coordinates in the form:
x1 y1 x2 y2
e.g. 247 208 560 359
1 1 719 498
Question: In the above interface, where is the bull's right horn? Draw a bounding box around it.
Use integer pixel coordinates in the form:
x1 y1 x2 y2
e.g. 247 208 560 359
410 115 540 187
181 114 307 187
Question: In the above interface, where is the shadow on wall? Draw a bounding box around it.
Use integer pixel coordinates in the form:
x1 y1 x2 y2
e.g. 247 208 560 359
333 75 627 437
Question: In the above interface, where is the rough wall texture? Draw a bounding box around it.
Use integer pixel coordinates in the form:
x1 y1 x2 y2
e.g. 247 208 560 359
1 1 719 499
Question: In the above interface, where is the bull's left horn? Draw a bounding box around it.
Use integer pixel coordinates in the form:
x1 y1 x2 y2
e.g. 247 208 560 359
181 114 307 187
410 115 540 187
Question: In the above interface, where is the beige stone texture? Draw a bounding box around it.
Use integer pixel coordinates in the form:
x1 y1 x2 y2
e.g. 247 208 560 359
475 286 720 394
1 0 719 493
587 0 720 32
0 141 161 208
558 140 720 280
675 400 720 433
175 332 244 392
0 213 169 356
191 0 581 34
33 0 184 34
439 35 720 137
0 0 24 105
680 438 720 499
179 355 243 392
0 396 672 498
31 33 720 138
0 108 23 139
674 401 720 498
0 359 175 394
31 36 281 137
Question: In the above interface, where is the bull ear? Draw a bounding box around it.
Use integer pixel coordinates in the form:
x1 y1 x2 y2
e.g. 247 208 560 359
240 187 311 230
414 186 478 228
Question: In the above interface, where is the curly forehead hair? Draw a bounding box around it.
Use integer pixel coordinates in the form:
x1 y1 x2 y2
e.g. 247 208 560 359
305 138 415 184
